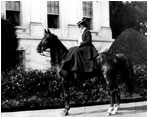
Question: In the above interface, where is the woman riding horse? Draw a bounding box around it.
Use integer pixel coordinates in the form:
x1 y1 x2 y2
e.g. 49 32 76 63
36 20 135 116
61 18 98 74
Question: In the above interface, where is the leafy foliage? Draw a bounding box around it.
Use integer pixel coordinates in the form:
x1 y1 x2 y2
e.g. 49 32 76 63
1 67 61 100
1 18 19 71
1 66 146 112
110 1 147 39
109 28 147 65
134 65 147 98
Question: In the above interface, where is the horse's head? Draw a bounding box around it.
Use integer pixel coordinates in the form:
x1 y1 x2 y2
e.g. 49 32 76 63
37 29 68 65
37 29 58 55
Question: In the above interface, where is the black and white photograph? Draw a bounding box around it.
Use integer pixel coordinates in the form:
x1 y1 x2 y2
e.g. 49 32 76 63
1 0 147 117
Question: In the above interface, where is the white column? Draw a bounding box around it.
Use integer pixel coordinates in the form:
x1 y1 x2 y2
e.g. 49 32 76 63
60 0 80 38
20 1 31 31
99 1 112 40
100 1 110 27
29 0 44 37
30 0 41 22
1 1 6 19
40 0 47 29
93 1 101 31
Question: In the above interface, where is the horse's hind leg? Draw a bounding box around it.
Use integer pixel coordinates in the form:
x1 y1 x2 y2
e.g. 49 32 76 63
107 89 115 115
102 73 115 115
115 89 120 107
61 77 70 116
101 67 118 115
112 89 120 114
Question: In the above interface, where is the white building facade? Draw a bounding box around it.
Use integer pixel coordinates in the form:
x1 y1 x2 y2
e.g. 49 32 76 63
1 0 114 70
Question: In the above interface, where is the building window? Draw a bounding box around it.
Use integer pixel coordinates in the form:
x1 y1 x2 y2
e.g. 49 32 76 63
83 1 93 29
6 1 20 26
47 1 59 28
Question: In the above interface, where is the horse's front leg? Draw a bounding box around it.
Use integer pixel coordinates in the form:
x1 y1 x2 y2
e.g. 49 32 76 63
61 77 70 116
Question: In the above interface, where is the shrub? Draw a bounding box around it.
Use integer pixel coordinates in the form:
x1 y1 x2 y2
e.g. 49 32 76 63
109 28 147 65
1 18 19 71
1 65 146 112
1 67 63 111
134 65 147 98
1 67 62 100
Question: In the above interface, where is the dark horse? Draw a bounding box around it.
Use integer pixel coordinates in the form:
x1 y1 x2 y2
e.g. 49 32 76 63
37 29 135 116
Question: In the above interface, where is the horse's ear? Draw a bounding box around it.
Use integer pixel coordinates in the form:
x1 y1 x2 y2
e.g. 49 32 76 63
48 29 51 34
44 29 47 33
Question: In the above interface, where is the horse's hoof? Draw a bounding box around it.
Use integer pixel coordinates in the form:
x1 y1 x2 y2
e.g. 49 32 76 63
111 110 117 115
112 106 119 114
107 107 114 113
108 113 111 116
61 109 69 116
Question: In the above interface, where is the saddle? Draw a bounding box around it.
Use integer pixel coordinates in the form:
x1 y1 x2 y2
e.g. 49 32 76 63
83 59 94 72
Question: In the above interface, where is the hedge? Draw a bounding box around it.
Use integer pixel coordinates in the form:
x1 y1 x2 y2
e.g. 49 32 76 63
1 18 19 71
1 65 147 112
109 28 147 65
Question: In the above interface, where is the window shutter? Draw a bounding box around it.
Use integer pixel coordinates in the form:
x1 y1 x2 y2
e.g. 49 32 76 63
47 1 59 14
6 1 20 11
83 1 92 18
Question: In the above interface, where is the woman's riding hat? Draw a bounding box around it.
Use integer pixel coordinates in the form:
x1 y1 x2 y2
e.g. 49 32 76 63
77 18 87 27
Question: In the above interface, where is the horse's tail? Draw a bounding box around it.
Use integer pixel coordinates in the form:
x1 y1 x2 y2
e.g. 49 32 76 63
116 54 135 95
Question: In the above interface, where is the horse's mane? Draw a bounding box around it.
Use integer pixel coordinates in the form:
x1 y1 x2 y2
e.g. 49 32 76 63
50 33 68 66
